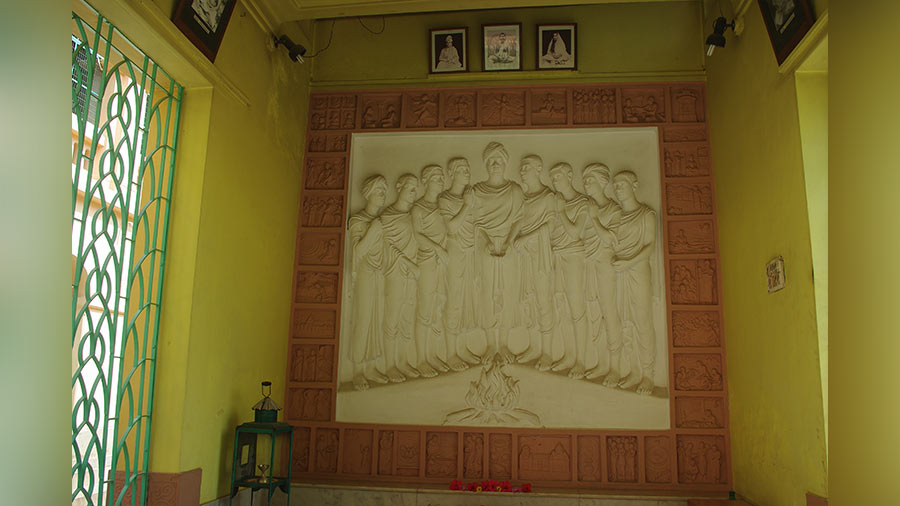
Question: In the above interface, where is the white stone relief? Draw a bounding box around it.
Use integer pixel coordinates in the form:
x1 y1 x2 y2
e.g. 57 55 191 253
338 129 668 430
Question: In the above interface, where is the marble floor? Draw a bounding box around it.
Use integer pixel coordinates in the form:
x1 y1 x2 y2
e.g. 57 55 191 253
212 483 696 506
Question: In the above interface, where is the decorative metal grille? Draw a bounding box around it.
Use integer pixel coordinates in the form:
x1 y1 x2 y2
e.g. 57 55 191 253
71 3 182 505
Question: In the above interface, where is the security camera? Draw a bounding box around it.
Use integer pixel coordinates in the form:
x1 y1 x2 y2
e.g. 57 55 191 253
274 35 307 63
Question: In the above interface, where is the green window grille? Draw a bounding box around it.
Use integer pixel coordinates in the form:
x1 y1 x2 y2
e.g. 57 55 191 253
71 2 183 505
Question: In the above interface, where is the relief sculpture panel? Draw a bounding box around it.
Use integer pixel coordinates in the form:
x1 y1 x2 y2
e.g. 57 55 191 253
577 436 602 482
573 87 617 124
378 431 394 475
607 436 638 483
425 432 458 478
663 126 706 143
666 183 713 216
677 435 726 484
298 232 341 266
292 427 311 474
480 92 526 126
308 133 348 153
314 428 339 473
301 195 344 228
672 310 721 347
310 95 356 131
518 435 571 481
621 87 666 123
644 436 672 483
664 144 710 177
530 89 567 125
675 396 725 428
292 308 335 339
674 354 724 392
463 433 484 478
288 387 332 421
305 157 347 190
489 434 512 478
396 431 420 477
361 95 402 129
342 429 374 475
671 86 706 123
336 130 670 431
296 271 339 304
667 219 715 255
407 93 439 128
443 92 476 127
290 344 334 382
671 259 718 305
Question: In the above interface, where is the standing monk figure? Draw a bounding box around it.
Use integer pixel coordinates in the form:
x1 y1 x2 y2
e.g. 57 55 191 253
548 162 591 378
610 170 658 395
348 175 390 390
381 173 422 381
438 157 479 368
513 155 556 370
411 165 451 377
581 164 625 385
472 142 524 362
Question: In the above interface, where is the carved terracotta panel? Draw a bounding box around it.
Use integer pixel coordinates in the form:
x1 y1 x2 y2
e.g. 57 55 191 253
645 436 673 484
676 435 726 484
664 143 711 177
668 219 715 255
305 157 347 190
488 434 512 478
378 431 394 475
307 133 348 153
342 429 374 475
361 95 402 129
290 344 334 383
292 308 336 339
573 87 617 125
425 432 458 478
396 431 421 477
443 91 476 127
314 428 340 473
606 436 638 483
300 194 344 228
530 89 567 125
577 436 602 482
298 232 342 266
480 92 526 126
670 86 706 123
671 259 718 305
287 387 332 421
295 271 339 304
406 92 440 128
310 95 356 131
621 87 666 123
674 353 724 392
672 310 722 347
666 183 714 216
463 433 484 479
292 427 311 474
663 126 707 143
519 435 571 481
675 396 726 428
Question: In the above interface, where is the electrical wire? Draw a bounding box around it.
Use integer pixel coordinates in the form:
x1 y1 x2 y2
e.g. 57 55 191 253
357 16 386 34
304 19 336 59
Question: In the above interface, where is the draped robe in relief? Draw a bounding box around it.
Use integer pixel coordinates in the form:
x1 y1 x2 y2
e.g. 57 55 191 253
381 204 418 341
472 181 524 329
549 194 591 321
583 200 622 347
412 199 448 338
348 210 384 362
438 191 477 332
517 187 556 332
612 204 656 374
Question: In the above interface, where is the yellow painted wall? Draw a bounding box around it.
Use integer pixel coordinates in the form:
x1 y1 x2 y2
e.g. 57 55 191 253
142 2 311 503
705 5 827 506
310 2 705 87
830 1 900 504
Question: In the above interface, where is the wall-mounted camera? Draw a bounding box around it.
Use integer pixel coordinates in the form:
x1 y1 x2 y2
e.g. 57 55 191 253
274 35 306 63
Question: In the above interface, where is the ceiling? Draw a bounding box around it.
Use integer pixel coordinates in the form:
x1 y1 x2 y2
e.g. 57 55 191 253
258 0 695 22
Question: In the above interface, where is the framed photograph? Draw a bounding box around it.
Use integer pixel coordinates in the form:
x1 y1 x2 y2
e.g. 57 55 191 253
537 24 576 70
172 0 237 62
430 28 467 74
757 0 816 65
482 24 521 71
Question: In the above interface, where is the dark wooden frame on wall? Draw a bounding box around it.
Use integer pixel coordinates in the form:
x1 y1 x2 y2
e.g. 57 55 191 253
286 83 731 494
482 23 523 72
536 23 577 70
429 27 469 74
172 0 237 62
757 0 816 65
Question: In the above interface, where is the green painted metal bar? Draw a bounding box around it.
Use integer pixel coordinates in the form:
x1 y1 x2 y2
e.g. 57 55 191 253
72 3 182 505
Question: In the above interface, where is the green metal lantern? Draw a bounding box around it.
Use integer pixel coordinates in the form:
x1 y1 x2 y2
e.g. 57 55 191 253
252 381 281 423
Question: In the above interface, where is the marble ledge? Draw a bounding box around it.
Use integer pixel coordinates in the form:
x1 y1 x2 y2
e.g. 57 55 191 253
207 483 703 506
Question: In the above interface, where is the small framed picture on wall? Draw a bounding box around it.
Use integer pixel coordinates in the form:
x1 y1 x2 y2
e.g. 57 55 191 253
172 0 238 62
482 23 522 71
537 24 577 70
430 27 467 73
757 0 816 65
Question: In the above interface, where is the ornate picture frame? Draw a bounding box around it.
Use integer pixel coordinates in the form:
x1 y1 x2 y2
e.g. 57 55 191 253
482 23 522 72
757 0 816 65
172 0 237 62
537 23 577 70
430 28 468 74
